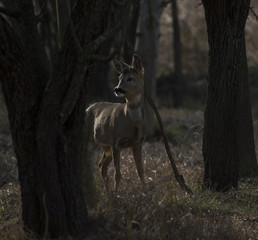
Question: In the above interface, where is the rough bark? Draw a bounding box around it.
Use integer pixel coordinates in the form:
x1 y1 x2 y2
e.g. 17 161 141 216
202 0 256 191
171 0 183 108
1 0 50 232
0 0 113 237
238 37 258 177
37 0 59 69
0 14 44 234
36 0 112 237
88 39 114 102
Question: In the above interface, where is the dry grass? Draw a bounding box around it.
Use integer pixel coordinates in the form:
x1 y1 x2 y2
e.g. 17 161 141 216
0 109 258 239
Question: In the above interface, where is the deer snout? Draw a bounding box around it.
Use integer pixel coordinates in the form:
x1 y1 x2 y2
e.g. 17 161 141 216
114 87 126 96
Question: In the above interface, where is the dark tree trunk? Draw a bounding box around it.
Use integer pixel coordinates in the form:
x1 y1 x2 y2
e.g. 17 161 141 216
238 39 258 177
37 0 59 69
171 0 183 108
202 0 256 191
124 0 140 63
0 0 113 238
88 39 114 102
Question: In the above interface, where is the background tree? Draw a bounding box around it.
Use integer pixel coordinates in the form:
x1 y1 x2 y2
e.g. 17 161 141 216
0 0 130 238
124 0 140 63
135 0 163 99
202 0 257 191
171 0 183 108
134 0 163 134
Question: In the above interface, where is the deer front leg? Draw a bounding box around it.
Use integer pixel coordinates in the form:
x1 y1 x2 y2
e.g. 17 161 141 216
132 144 145 188
112 145 121 191
98 147 112 191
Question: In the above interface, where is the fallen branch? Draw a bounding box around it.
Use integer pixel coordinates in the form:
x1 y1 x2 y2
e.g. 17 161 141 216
144 88 193 194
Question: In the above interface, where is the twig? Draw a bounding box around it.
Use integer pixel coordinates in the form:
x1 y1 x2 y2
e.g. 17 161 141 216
0 7 20 19
36 0 48 20
144 87 193 194
84 0 130 62
250 7 258 21
91 20 125 51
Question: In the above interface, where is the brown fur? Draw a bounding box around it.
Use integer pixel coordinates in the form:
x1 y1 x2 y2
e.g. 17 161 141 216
86 55 146 191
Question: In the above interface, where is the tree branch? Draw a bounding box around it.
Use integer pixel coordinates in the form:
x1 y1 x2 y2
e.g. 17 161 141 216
83 0 131 62
65 0 83 53
36 0 48 20
91 20 125 51
144 87 193 194
250 7 258 21
0 7 20 19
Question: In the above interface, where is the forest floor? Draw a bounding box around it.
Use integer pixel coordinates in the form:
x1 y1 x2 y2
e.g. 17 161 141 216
0 109 257 240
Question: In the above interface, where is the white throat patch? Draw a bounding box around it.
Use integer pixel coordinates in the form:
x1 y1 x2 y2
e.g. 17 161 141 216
127 96 143 122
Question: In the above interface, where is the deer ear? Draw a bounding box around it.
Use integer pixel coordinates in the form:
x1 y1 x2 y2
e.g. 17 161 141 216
132 54 144 74
112 59 129 74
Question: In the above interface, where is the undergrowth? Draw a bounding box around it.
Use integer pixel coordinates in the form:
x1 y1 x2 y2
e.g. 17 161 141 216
0 109 257 239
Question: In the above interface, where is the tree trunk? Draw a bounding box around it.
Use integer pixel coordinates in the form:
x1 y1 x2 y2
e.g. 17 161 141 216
88 39 114 102
171 0 183 108
36 0 59 69
135 0 163 134
135 0 163 99
124 0 140 63
238 38 258 177
202 0 256 191
0 0 113 237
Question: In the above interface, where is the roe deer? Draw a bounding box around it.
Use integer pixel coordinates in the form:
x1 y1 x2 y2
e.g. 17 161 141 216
86 54 146 191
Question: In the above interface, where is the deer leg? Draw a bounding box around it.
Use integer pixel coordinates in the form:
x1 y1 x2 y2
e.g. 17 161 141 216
98 147 112 191
132 144 145 188
112 146 121 192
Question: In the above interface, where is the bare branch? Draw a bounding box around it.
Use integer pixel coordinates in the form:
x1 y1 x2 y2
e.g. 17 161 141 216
65 0 83 53
250 7 258 21
0 7 20 19
36 0 48 20
91 20 125 51
144 87 193 194
86 0 131 62
84 48 119 62
90 0 131 51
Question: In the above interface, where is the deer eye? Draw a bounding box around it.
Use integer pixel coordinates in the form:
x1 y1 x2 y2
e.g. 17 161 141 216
127 77 133 82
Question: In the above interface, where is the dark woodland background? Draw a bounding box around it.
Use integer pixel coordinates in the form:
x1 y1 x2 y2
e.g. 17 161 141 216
0 0 258 239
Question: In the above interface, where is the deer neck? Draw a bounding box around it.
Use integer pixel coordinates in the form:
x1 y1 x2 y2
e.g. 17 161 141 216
125 95 144 122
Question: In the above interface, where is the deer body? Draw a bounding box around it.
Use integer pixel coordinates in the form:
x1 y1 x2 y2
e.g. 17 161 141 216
86 55 146 191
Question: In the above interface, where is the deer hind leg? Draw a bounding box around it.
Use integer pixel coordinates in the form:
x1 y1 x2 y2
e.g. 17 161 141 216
132 144 145 188
98 147 112 191
112 145 121 192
